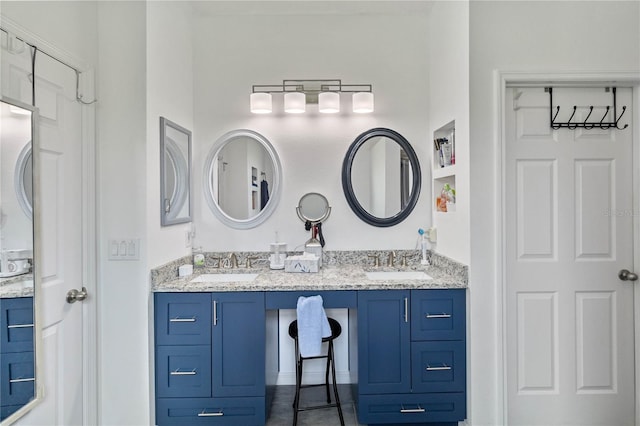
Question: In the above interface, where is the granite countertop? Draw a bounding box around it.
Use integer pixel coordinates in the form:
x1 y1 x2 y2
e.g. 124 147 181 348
0 274 34 298
152 251 467 293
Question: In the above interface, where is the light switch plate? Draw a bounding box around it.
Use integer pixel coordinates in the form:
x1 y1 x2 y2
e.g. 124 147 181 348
108 238 140 261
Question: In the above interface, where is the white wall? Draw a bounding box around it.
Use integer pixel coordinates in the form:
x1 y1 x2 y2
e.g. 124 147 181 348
192 11 432 253
146 1 194 268
97 2 195 425
97 2 149 425
0 1 98 67
469 2 640 425
428 1 470 265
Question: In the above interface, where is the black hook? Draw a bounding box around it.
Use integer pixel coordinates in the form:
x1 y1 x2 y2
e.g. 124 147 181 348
583 106 594 130
599 106 611 130
551 106 561 130
567 106 578 130
615 105 629 130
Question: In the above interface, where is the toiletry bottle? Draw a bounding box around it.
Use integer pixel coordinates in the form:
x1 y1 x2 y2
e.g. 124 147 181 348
193 246 205 268
418 228 429 265
304 225 323 267
437 187 448 212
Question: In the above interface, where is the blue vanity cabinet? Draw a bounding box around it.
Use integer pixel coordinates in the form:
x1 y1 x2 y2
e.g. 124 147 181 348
357 290 411 395
211 292 265 398
154 292 266 426
0 297 35 421
357 289 466 425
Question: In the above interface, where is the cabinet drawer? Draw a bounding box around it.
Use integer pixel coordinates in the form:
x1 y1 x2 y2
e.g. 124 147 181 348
156 396 265 425
357 392 465 424
0 351 35 406
0 297 34 353
156 346 212 398
411 289 465 341
155 293 211 345
411 341 465 393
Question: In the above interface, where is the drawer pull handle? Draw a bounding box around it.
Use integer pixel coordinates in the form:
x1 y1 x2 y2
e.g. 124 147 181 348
404 297 409 323
426 363 452 371
400 405 426 414
198 409 223 417
170 368 196 376
7 323 34 329
9 377 35 384
169 317 196 323
426 313 451 319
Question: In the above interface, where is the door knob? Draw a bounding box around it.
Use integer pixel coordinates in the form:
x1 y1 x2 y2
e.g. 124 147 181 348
618 269 638 282
66 287 88 304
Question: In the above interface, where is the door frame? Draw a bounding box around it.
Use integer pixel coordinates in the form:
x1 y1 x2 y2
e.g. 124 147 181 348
0 16 98 426
494 71 640 425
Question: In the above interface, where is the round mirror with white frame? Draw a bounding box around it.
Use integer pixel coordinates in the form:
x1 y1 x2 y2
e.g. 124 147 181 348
203 129 282 229
15 144 33 219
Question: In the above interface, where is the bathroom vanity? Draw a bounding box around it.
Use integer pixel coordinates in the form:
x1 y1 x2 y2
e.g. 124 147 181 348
151 252 467 426
0 291 35 421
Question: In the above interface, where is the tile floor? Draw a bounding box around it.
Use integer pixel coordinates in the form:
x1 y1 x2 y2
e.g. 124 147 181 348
266 384 363 426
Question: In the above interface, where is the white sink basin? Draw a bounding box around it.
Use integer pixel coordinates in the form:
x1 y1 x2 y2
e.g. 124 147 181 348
365 271 433 281
191 273 259 283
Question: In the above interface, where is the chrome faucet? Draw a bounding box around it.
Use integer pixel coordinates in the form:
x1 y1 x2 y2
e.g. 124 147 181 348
224 253 239 269
387 251 396 267
367 254 380 267
245 255 258 268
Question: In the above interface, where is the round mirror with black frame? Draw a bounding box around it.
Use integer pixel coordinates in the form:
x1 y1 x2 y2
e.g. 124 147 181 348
342 127 421 227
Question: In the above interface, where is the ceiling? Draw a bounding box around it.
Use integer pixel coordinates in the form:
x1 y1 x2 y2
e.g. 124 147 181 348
189 0 434 17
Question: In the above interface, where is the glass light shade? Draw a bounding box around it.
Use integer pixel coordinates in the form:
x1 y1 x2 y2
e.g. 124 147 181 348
319 92 340 113
284 92 306 113
250 93 272 114
352 92 374 113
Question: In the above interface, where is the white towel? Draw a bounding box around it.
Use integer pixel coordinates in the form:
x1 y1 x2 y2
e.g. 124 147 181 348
296 295 331 357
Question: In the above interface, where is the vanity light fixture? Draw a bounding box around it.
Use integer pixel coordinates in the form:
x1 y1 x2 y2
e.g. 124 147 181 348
352 92 375 113
284 92 306 113
250 92 273 114
250 79 373 114
318 92 340 113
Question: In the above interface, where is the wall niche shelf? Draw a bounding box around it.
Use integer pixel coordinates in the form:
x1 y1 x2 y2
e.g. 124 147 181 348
433 164 457 180
433 120 456 214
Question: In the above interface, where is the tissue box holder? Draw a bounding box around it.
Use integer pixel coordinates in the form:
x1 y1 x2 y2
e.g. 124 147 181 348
284 256 319 273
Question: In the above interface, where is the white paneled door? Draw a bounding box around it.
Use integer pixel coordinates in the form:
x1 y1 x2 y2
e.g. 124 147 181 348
506 87 635 425
1 37 87 424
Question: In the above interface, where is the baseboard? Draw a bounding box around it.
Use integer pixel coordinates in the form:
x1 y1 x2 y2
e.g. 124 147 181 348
276 371 352 385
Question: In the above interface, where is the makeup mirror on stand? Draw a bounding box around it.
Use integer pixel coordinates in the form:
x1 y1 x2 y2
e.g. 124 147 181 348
296 192 331 265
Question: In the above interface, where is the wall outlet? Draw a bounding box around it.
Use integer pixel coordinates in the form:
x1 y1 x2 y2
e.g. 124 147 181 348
427 227 437 243
108 238 140 261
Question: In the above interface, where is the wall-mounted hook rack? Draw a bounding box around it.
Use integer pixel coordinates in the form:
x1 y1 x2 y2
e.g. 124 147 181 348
547 87 628 130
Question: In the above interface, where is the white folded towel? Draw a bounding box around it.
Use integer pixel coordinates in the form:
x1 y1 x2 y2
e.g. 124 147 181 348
296 295 331 357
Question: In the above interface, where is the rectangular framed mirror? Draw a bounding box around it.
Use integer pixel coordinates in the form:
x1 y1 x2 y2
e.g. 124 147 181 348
160 117 192 226
1 96 43 425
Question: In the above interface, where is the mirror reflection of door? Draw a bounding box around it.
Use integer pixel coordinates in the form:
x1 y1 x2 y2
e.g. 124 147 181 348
213 136 274 221
351 136 412 218
0 99 36 422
